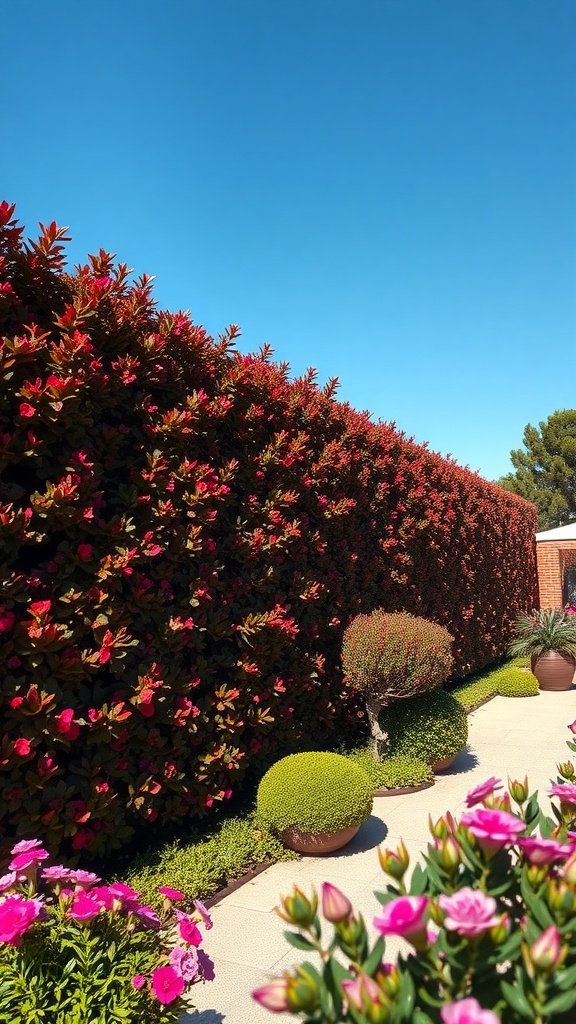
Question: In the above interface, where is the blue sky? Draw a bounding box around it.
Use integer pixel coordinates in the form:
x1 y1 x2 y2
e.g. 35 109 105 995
3 0 575 480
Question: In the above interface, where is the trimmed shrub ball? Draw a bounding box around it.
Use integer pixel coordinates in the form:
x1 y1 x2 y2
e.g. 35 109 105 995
495 667 539 697
347 749 433 790
256 752 373 835
385 689 468 766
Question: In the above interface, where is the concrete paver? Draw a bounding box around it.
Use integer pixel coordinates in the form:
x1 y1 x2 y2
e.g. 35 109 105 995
190 689 576 1022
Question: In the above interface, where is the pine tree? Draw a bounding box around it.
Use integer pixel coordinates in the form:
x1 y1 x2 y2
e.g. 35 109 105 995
498 410 576 529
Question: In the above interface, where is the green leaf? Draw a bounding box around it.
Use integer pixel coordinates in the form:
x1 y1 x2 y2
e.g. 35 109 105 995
361 935 385 975
543 988 576 1014
283 930 317 951
500 980 535 1019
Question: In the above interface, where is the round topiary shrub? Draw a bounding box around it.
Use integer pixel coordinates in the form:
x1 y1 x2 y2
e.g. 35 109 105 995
342 610 454 759
495 667 539 697
385 689 468 767
256 752 373 836
347 749 433 791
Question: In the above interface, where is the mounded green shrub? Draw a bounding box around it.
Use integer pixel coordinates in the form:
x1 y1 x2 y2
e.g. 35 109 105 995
256 752 373 834
347 749 433 790
342 610 454 700
453 677 494 711
494 666 539 697
385 689 468 765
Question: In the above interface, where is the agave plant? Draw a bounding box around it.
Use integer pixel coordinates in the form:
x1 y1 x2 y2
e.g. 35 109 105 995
509 608 576 659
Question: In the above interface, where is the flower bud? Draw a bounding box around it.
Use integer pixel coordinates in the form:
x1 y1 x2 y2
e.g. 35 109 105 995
321 881 352 923
437 836 461 873
253 979 289 1012
286 966 320 1013
526 864 547 888
529 926 565 972
429 814 449 840
276 885 318 927
489 913 510 944
558 761 576 781
378 839 410 880
342 974 387 1021
562 849 576 884
508 776 529 805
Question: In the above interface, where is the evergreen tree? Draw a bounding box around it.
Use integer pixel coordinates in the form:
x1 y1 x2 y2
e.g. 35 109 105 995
498 410 576 529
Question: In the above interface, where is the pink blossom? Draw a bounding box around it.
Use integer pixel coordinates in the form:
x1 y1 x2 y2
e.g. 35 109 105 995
159 886 185 901
0 610 15 633
9 846 49 873
67 869 101 889
10 839 43 855
518 836 570 865
530 925 563 971
460 807 525 854
55 708 80 741
67 891 104 922
465 777 503 807
132 974 146 989
13 738 32 757
41 866 73 883
19 403 36 418
132 904 161 928
441 998 500 1024
568 722 576 735
0 872 17 893
438 888 500 937
0 896 41 945
549 783 576 807
176 911 202 946
253 980 290 1013
29 600 51 616
151 965 185 1004
373 896 429 947
341 974 383 1010
321 881 352 923
193 898 213 930
169 944 200 981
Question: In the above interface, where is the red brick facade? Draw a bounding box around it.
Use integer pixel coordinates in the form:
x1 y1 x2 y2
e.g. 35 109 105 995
536 540 576 609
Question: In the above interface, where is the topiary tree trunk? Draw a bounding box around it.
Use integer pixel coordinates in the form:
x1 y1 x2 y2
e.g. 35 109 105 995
365 695 389 761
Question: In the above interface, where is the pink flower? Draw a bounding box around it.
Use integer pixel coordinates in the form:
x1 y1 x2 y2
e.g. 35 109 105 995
465 777 503 807
158 886 185 901
41 866 73 883
66 869 101 889
29 600 51 616
9 846 49 872
341 974 383 1010
441 998 500 1024
549 783 576 806
568 722 576 735
13 738 32 757
151 965 185 1005
170 944 200 981
55 708 80 741
438 888 500 937
460 808 525 855
131 904 161 929
176 911 202 946
10 839 43 855
193 898 213 930
0 610 15 633
373 896 429 947
0 896 41 945
132 974 146 989
253 980 290 1013
19 403 36 418
518 837 570 865
67 891 104 922
321 881 352 923
0 872 17 894
529 925 564 971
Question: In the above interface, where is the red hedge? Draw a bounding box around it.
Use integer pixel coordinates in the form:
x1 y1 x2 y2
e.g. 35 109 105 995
0 204 538 856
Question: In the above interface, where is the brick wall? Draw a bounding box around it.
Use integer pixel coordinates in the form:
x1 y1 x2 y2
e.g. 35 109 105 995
536 541 576 608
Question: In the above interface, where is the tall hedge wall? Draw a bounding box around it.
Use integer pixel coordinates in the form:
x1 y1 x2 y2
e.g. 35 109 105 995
0 204 538 856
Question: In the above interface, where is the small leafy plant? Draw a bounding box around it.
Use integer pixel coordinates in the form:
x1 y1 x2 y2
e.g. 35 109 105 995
509 609 576 659
384 688 468 767
347 749 434 791
253 723 576 1023
0 840 215 1023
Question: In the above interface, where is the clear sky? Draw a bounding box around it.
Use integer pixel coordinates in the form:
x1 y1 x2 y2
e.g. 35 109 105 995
3 0 575 480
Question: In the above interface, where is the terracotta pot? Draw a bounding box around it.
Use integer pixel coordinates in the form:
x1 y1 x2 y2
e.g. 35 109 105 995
431 752 461 773
531 652 575 691
279 824 360 855
374 781 434 797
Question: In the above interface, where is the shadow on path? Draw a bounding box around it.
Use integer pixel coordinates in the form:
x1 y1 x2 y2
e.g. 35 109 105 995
438 747 479 777
184 1011 225 1023
323 814 388 860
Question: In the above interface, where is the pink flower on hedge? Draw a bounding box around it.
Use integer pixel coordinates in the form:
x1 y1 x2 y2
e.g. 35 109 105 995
132 974 146 989
549 783 576 807
465 777 503 808
55 708 80 741
13 738 32 757
151 965 185 1004
438 888 500 937
176 911 202 946
460 807 525 854
159 886 185 901
67 891 104 922
0 610 15 633
170 944 200 981
193 898 213 930
67 869 101 889
0 896 42 945
42 866 73 883
373 896 429 947
9 846 49 873
19 403 36 418
29 600 51 616
518 836 570 865
441 998 500 1023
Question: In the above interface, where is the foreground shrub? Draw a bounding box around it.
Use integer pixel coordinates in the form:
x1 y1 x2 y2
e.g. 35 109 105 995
0 203 537 856
342 611 454 758
347 749 433 791
253 725 576 1023
125 813 297 912
494 666 539 697
0 840 214 1023
385 689 468 766
256 753 373 834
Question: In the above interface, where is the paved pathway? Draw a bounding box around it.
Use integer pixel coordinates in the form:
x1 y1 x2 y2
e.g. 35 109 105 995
188 690 576 1023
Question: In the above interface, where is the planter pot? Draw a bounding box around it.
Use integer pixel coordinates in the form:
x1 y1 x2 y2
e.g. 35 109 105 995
279 824 360 855
531 652 575 691
374 781 434 797
431 752 462 773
